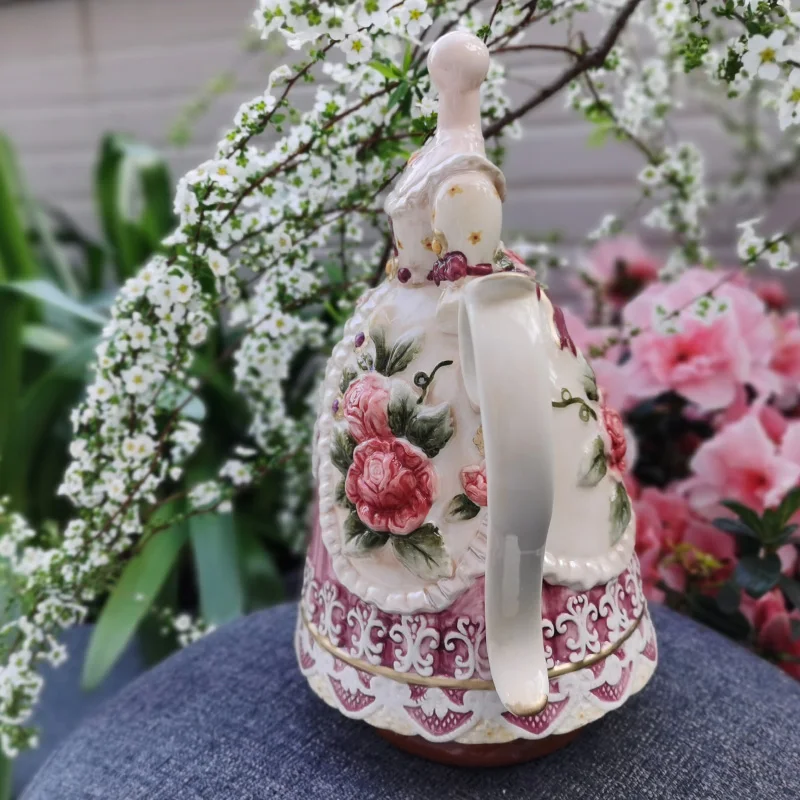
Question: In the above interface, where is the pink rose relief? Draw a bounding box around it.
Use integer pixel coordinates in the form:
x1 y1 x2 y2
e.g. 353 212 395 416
342 374 391 442
460 462 488 507
602 405 628 472
345 438 437 535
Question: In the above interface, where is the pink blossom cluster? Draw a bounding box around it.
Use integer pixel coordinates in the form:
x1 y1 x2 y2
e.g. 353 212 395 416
574 238 800 680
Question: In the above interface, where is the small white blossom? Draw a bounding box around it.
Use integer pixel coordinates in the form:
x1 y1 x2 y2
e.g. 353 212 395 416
742 31 787 82
122 366 152 395
340 32 373 64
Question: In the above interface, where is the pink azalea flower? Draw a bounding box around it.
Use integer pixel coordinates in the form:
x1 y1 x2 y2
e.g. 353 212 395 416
780 421 800 466
634 488 692 601
751 590 800 681
576 236 660 313
716 387 789 445
753 279 789 312
624 269 779 410
342 374 391 443
345 438 437 535
769 311 800 403
562 308 633 410
460 462 488 507
683 415 800 515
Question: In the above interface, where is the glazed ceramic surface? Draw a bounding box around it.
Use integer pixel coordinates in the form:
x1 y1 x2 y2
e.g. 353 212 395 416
296 29 656 745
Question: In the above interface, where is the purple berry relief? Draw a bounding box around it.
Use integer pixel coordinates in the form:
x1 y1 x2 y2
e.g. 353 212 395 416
354 332 366 348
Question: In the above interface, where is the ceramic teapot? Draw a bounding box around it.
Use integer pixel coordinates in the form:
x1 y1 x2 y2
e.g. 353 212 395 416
296 30 657 764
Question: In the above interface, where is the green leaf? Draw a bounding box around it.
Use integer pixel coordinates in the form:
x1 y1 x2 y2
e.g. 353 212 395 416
587 124 612 149
406 402 454 458
716 581 741 614
4 279 107 326
385 330 424 376
156 381 206 421
686 593 750 641
0 336 95 508
734 553 781 599
778 487 800 528
387 82 410 109
371 325 389 374
387 381 417 438
779 575 800 611
721 500 763 536
95 134 174 281
391 523 452 581
609 481 631 545
712 517 760 540
0 752 12 800
369 60 402 80
339 366 358 395
29 198 82 296
330 426 356 474
190 510 245 626
21 323 73 355
445 493 481 522
578 436 607 487
0 280 23 473
343 512 389 555
237 522 284 610
82 504 188 690
0 133 39 282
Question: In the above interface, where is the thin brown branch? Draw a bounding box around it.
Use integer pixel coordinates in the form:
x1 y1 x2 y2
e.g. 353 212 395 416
483 0 643 139
491 43 580 57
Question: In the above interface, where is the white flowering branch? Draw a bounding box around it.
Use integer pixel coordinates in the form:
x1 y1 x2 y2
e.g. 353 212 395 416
2 0 800 759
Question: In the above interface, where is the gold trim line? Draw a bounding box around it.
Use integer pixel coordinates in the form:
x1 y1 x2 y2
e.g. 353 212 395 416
302 609 644 690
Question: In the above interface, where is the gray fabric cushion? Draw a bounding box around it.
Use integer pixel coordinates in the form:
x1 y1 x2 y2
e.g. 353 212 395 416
24 603 800 799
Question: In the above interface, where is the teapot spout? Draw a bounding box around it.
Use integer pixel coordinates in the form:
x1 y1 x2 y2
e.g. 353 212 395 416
459 273 555 716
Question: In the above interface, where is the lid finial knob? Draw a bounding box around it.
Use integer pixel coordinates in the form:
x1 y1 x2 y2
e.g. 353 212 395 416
427 31 489 136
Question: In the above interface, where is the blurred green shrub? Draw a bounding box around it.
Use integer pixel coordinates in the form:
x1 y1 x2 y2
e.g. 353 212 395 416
0 133 295 703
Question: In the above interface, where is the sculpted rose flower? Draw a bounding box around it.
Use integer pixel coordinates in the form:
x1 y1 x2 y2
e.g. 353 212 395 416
602 405 627 472
345 438 437 534
460 462 488 507
342 373 391 442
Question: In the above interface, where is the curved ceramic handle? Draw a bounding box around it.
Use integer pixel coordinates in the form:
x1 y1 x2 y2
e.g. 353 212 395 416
459 272 555 716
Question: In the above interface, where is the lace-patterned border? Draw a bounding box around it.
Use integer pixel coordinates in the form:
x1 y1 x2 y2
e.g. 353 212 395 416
296 606 658 744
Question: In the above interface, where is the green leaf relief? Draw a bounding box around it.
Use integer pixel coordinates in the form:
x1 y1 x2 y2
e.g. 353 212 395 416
339 366 358 395
578 436 607 488
582 361 599 402
391 523 453 581
387 381 418 438
371 325 389 374
405 402 454 458
446 493 481 522
343 512 389 556
335 480 354 510
385 329 424 376
330 426 356 475
609 481 631 545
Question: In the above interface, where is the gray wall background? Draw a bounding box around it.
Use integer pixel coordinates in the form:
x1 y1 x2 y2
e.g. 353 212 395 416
1 0 798 290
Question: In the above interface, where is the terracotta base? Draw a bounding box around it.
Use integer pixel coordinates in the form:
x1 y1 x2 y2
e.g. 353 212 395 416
377 727 581 767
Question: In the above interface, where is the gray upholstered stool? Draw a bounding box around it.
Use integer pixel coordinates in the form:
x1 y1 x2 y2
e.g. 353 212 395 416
24 603 800 799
